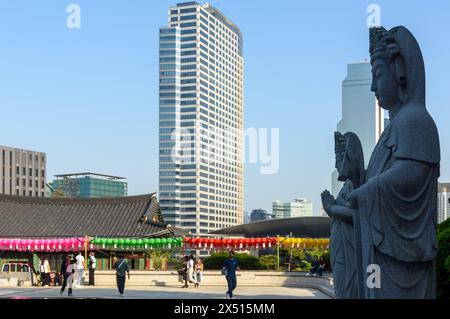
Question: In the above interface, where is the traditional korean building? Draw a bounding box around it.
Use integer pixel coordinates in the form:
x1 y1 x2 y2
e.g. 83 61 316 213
0 193 187 272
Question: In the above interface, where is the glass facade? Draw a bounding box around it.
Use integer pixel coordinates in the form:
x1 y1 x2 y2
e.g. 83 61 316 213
159 2 244 238
52 174 127 198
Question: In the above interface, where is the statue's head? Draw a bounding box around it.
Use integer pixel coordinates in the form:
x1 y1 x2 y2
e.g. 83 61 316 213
334 132 364 182
369 26 425 109
369 27 406 110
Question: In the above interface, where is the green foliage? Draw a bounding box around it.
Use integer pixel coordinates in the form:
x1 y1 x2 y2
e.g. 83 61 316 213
204 252 261 270
258 255 278 270
437 218 450 299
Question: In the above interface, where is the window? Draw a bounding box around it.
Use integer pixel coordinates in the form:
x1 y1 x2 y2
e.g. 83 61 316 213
180 14 196 21
181 29 196 35
22 167 26 175
180 22 196 28
180 8 196 13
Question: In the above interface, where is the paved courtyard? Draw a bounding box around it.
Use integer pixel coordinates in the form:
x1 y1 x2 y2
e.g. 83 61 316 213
0 286 330 299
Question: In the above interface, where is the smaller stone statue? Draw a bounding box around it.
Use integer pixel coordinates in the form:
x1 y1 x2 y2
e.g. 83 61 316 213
321 131 365 299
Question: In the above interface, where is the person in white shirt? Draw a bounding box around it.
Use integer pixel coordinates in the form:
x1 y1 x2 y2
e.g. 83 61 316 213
187 255 197 285
88 252 96 286
75 252 85 287
60 254 75 296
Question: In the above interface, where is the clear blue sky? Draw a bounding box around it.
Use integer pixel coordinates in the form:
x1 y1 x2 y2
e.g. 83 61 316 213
1 0 449 215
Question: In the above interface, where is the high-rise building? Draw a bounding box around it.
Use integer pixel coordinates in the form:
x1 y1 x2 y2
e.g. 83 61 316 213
158 2 244 236
0 145 46 197
331 62 385 196
272 198 313 219
250 208 274 222
438 182 450 224
51 173 127 198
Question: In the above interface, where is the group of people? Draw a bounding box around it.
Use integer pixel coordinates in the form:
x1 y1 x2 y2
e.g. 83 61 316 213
308 256 326 277
180 255 203 288
59 252 97 296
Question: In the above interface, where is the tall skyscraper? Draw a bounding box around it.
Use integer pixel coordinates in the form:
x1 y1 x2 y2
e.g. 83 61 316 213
331 62 385 196
438 182 450 224
272 198 313 219
158 2 244 237
0 145 46 197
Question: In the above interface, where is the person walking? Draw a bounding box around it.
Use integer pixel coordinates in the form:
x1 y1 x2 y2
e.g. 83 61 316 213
43 257 51 286
195 258 204 288
40 258 47 286
113 255 130 297
181 256 189 288
223 251 240 299
60 254 75 296
187 254 197 286
75 252 85 287
88 252 96 286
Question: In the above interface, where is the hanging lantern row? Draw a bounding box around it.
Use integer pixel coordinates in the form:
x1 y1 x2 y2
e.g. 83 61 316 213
278 237 329 249
90 237 183 250
0 237 86 252
184 237 278 250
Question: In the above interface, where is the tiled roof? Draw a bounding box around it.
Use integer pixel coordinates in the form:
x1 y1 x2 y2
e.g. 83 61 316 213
0 193 172 238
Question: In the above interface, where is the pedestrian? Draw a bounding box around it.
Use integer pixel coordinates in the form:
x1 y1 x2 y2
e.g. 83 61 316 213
113 255 130 297
181 256 189 288
88 252 96 286
223 251 240 299
187 254 197 286
40 258 46 286
195 258 204 288
75 251 85 287
60 254 75 296
43 257 51 286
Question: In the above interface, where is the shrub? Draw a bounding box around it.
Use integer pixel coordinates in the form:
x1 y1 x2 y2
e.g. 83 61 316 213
258 255 278 270
437 218 450 299
204 252 261 270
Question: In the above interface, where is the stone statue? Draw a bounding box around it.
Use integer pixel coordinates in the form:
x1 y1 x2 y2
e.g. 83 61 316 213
348 26 440 298
322 132 365 299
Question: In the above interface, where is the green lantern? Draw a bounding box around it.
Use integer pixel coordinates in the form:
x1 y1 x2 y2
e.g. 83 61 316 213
143 238 150 244
125 238 131 245
113 238 119 244
107 238 113 245
100 238 107 245
149 238 155 246
131 239 137 246
155 238 161 246
119 238 125 245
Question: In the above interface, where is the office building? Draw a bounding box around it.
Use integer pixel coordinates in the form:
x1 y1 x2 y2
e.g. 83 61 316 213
52 172 127 198
331 62 385 196
158 2 244 236
272 198 313 219
0 145 46 197
250 208 274 222
438 182 450 224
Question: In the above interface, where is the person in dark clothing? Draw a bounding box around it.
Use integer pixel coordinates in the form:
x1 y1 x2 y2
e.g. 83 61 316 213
60 254 76 296
88 252 96 286
181 256 189 288
309 256 320 276
223 251 240 299
317 256 326 276
113 255 130 296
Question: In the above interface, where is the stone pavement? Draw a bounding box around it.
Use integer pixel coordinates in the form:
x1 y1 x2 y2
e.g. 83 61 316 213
0 285 330 299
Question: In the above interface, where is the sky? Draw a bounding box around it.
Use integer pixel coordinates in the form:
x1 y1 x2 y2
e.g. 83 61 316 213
1 0 449 216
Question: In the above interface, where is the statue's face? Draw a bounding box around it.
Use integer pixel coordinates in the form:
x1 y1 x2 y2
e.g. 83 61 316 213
370 56 400 110
334 149 344 173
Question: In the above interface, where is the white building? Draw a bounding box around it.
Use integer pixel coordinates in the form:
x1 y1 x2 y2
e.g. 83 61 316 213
272 198 313 219
158 2 244 237
438 182 450 224
0 145 46 197
331 62 385 196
